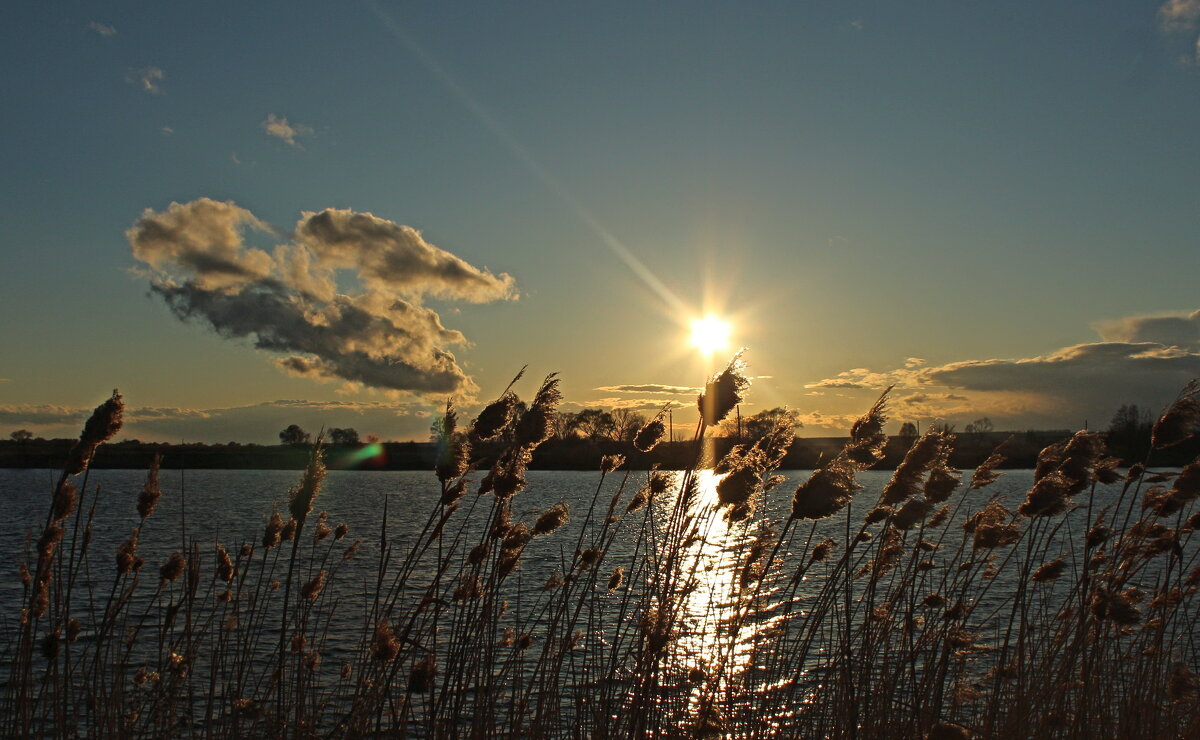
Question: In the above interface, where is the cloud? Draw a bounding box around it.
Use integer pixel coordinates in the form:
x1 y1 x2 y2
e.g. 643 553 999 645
921 342 1200 399
160 126 174 136
1160 0 1200 31
0 399 431 443
571 398 688 411
1093 310 1200 348
128 198 516 397
805 366 908 390
261 114 313 147
805 310 1200 429
295 208 515 302
88 22 116 37
593 384 700 395
128 66 165 94
794 411 861 431
1158 1 1200 63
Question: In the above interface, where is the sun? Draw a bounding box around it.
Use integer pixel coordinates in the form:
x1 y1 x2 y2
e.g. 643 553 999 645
690 315 731 355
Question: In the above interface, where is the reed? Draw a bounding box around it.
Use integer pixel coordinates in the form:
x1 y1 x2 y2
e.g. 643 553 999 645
2 363 1199 738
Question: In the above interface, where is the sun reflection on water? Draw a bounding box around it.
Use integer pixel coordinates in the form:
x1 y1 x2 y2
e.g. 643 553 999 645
660 470 788 692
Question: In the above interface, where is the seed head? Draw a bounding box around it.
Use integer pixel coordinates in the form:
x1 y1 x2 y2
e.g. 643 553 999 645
893 498 933 530
809 537 837 564
633 414 667 453
116 531 142 575
263 512 284 550
407 655 436 693
532 502 570 536
970 437 1011 490
1032 557 1067 582
137 455 162 520
514 374 562 448
215 544 235 582
601 454 625 474
697 351 750 426
371 622 400 662
843 388 890 469
65 390 124 476
53 480 79 523
472 391 519 442
300 569 327 600
1153 381 1200 449
288 439 326 525
791 459 858 520
159 552 186 583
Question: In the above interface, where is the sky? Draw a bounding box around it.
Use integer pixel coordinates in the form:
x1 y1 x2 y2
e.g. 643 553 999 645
2 1 1200 443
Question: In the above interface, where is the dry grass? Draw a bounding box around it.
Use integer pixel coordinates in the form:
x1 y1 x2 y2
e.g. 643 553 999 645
3 366 1200 738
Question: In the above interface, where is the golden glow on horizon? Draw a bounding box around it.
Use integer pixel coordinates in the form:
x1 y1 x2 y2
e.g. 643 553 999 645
690 316 731 356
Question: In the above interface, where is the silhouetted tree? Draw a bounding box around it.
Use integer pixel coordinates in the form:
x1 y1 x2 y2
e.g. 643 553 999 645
1107 403 1152 461
719 407 802 440
279 424 311 446
570 409 617 439
611 408 648 442
330 427 360 445
10 429 32 443
898 422 918 444
964 417 993 434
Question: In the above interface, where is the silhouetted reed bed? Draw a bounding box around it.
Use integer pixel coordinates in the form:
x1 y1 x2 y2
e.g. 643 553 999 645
3 370 1200 738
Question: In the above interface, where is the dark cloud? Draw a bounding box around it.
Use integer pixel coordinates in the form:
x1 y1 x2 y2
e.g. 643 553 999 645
803 310 1200 428
593 384 700 395
129 199 516 396
921 342 1200 403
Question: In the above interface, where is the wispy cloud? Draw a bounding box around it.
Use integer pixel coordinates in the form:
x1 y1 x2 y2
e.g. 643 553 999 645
571 398 688 411
88 22 116 37
261 114 313 148
0 399 430 443
593 383 699 395
1159 0 1200 31
128 198 516 397
1158 1 1200 62
127 66 165 94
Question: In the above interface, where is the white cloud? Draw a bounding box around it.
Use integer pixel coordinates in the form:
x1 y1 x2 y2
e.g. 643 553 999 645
261 114 313 148
128 198 517 397
88 22 116 37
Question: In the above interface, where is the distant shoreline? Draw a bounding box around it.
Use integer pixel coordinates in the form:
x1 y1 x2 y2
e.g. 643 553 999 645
4 431 1192 472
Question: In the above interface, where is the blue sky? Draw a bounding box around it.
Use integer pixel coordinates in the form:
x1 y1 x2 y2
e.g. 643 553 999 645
2 1 1199 442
